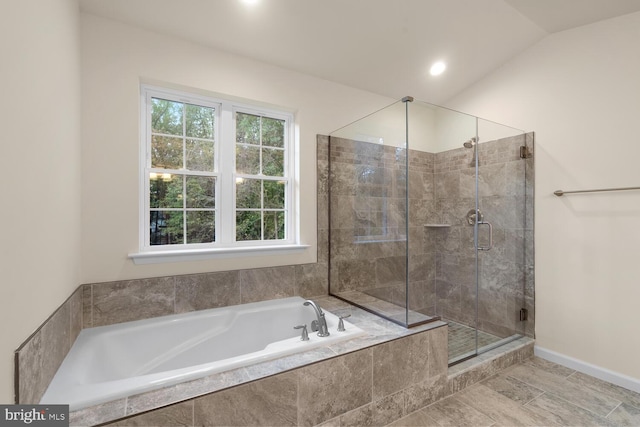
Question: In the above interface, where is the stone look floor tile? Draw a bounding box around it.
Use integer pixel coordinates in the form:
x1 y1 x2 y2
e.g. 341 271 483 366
420 395 496 427
607 402 640 426
455 383 561 426
506 362 622 417
523 356 576 378
387 409 441 427
481 373 544 404
524 393 617 427
566 371 640 409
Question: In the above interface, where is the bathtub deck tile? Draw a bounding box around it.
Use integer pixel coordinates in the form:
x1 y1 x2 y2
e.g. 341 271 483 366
243 346 337 381
125 367 250 416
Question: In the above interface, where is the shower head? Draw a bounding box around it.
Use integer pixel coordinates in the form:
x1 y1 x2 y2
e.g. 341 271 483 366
463 137 478 148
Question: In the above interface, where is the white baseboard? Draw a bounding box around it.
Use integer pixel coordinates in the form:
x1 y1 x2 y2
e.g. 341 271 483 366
534 346 640 394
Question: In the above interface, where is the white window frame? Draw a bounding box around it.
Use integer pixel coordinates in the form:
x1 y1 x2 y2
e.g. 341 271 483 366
130 85 305 264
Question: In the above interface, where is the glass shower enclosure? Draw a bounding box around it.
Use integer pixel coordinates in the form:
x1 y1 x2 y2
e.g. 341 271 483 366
328 97 534 364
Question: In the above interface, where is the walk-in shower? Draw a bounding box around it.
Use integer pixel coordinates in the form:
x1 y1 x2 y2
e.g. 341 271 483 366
327 97 534 364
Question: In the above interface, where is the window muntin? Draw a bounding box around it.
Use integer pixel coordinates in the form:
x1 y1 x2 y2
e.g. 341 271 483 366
141 86 294 252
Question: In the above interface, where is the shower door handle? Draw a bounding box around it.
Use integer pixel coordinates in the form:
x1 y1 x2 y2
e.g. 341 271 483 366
477 221 493 251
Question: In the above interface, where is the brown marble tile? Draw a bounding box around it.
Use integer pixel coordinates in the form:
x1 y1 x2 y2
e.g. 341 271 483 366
387 409 440 427
421 395 495 427
69 285 83 346
106 401 193 426
524 356 575 377
295 263 328 298
567 371 640 409
428 325 448 377
193 372 297 426
506 363 621 417
524 393 616 427
239 266 296 304
607 402 640 426
17 330 43 404
39 301 71 397
126 368 250 415
91 277 175 326
298 349 373 426
372 332 430 400
482 373 544 404
371 391 405 426
339 404 373 427
174 271 240 313
456 383 560 426
18 300 72 404
69 399 127 427
403 374 446 414
82 284 93 328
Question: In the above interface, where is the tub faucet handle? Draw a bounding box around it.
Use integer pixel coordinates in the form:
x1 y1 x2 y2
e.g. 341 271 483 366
294 324 309 341
337 314 351 332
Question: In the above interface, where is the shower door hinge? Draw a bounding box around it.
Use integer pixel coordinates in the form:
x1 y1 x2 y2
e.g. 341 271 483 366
519 308 529 321
520 146 532 159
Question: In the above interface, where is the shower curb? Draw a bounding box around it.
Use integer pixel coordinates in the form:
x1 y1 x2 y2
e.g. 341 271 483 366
446 337 535 396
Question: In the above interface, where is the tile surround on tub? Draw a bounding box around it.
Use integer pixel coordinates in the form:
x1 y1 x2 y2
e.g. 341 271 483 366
81 304 449 427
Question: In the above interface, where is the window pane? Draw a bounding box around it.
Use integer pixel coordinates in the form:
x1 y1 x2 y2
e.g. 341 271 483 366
264 211 285 240
262 117 284 148
186 139 214 172
236 211 261 241
262 147 284 176
150 173 183 208
152 98 183 135
150 211 184 245
186 176 215 209
236 145 260 175
152 136 183 169
264 180 285 209
236 178 261 209
186 104 214 139
236 112 260 145
187 211 215 243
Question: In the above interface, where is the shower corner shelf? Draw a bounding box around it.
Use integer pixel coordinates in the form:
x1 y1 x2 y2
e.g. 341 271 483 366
424 224 451 228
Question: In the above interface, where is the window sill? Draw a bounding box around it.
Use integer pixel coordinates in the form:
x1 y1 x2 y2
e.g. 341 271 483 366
129 244 310 265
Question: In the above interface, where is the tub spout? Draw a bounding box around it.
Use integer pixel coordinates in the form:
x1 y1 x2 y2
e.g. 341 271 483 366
303 299 330 337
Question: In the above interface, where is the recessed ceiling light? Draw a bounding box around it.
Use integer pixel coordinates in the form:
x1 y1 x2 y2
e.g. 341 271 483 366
430 61 446 76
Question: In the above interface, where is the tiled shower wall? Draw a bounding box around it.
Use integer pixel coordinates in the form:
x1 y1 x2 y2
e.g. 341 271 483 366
327 137 436 315
328 133 535 338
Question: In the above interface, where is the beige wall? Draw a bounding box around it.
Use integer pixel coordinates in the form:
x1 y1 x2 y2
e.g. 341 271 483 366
0 0 82 403
447 12 640 380
80 13 393 283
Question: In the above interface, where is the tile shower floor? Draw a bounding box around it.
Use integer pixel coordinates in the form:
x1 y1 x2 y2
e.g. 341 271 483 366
389 356 640 426
446 320 506 362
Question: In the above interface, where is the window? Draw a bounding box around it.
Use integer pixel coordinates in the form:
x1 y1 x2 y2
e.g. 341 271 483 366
137 85 297 260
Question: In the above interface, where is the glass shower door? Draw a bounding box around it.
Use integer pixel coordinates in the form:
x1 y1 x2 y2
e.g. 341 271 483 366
471 120 531 361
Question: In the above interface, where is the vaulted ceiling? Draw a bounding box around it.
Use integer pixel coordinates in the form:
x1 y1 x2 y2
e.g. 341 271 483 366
80 0 640 104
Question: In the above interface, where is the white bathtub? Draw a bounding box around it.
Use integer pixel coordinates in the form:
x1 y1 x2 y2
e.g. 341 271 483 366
40 296 363 411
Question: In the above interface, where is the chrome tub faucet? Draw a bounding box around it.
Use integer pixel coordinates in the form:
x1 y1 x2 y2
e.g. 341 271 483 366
303 299 330 337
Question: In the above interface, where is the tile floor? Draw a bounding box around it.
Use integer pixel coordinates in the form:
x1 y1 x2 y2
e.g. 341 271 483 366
389 356 640 426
